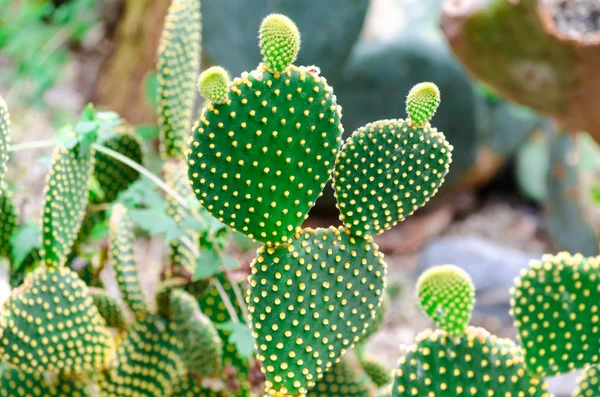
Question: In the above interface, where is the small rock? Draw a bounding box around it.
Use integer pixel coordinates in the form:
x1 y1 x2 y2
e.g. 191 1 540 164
417 235 543 323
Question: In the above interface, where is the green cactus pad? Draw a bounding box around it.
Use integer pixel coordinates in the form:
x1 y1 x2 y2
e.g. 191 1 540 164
0 96 10 186
406 82 440 127
391 327 551 397
188 64 343 245
108 204 148 317
333 119 452 237
307 354 374 397
359 291 389 344
157 0 201 159
0 366 97 397
89 288 127 331
0 265 115 374
41 145 95 267
248 226 387 397
416 264 475 337
101 315 183 397
359 358 392 388
95 127 143 203
511 252 600 376
259 14 301 73
198 66 230 104
170 289 223 377
574 364 600 397
0 186 18 260
164 162 201 275
169 373 228 397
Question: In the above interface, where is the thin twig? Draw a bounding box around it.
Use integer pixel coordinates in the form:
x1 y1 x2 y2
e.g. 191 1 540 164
213 276 241 324
9 139 57 152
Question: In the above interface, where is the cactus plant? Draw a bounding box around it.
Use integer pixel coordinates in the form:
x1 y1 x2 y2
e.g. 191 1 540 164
0 96 10 186
307 353 375 397
574 364 600 397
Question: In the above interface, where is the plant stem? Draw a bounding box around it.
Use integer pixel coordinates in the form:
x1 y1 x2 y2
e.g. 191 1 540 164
213 276 241 324
225 269 250 321
9 139 57 152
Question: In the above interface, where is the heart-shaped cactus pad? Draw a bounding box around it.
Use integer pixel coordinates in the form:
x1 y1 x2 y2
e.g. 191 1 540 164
187 64 343 246
247 226 387 397
333 119 452 237
511 252 600 376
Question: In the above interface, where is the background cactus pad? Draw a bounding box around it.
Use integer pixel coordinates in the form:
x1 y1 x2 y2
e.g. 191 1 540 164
0 96 10 186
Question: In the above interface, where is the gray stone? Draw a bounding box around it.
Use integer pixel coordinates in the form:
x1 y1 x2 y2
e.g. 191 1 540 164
417 235 543 322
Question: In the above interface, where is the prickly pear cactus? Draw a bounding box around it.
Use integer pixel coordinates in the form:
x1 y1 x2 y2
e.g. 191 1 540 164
359 358 391 388
333 109 452 237
188 17 343 246
247 226 386 396
0 96 10 186
391 327 551 397
0 186 18 260
416 264 475 337
89 288 128 331
42 145 95 267
158 0 201 159
0 366 98 397
511 252 600 376
307 353 375 397
574 364 600 397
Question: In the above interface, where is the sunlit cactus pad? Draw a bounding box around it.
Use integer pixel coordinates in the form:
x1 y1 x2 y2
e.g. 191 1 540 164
333 119 452 237
511 252 600 376
0 366 96 397
0 96 10 186
0 266 114 374
307 354 374 397
573 364 600 397
188 64 343 246
168 373 228 397
248 226 387 396
95 127 143 202
416 264 475 337
42 145 95 267
0 187 18 259
158 0 201 159
391 327 551 397
101 315 183 397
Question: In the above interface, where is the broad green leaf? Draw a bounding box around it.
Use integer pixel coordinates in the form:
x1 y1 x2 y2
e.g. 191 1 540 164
10 221 41 269
217 322 255 360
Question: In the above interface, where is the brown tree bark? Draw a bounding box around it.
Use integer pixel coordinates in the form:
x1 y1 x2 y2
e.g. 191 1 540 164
93 0 171 124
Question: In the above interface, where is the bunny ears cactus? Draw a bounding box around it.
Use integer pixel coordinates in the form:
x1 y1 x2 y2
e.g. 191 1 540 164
189 13 453 397
406 82 440 127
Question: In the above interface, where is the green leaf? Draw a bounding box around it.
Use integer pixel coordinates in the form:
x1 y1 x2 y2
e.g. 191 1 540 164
89 222 109 241
127 207 183 242
144 71 159 111
217 322 255 360
223 254 239 270
135 124 159 141
193 249 221 280
10 221 41 269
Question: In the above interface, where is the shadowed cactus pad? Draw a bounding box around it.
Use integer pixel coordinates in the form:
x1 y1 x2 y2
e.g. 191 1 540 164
307 354 374 397
391 327 551 397
0 366 97 397
170 289 223 377
0 187 18 259
406 82 440 127
0 266 114 374
360 358 391 388
158 0 201 159
89 288 127 331
333 119 452 237
109 204 148 317
198 66 230 104
188 64 343 245
574 364 600 397
42 145 95 267
416 264 475 337
511 252 600 376
248 226 386 396
0 96 10 186
259 14 301 73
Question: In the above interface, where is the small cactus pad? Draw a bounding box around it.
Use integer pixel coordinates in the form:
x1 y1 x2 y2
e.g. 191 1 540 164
573 364 600 397
391 327 551 397
406 82 441 127
259 14 301 73
0 186 18 259
248 226 387 396
333 119 452 237
42 145 95 267
168 373 228 397
0 266 114 374
307 354 375 397
89 288 128 331
0 96 10 186
109 204 148 317
157 0 201 159
360 358 392 388
164 162 200 275
100 315 183 397
416 264 475 337
188 64 343 245
0 366 96 397
511 252 600 376
198 66 230 104
170 289 223 377
95 127 143 203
